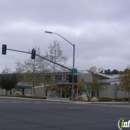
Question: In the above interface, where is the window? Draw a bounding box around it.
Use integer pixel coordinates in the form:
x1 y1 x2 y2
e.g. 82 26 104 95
45 75 51 80
55 75 62 81
66 75 69 81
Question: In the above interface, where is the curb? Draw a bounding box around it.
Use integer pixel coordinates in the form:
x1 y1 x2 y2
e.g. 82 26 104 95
0 96 71 103
0 97 129 105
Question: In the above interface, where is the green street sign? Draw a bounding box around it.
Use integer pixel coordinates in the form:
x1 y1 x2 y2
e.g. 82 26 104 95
71 68 77 74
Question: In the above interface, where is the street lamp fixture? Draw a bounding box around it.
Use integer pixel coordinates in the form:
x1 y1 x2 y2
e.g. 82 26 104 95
45 31 53 34
45 31 76 101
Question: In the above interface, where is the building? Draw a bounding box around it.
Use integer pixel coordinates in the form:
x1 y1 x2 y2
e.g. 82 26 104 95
0 71 128 98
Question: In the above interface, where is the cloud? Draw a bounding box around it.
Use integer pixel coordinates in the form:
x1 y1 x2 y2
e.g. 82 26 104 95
0 0 130 72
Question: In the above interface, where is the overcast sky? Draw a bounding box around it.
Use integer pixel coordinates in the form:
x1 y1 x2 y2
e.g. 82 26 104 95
0 0 130 72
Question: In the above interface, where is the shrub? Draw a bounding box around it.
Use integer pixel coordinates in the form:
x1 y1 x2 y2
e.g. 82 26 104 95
98 97 112 102
114 98 129 101
14 91 22 96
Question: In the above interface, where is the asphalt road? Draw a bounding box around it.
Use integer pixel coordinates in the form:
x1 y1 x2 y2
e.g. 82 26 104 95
0 98 129 130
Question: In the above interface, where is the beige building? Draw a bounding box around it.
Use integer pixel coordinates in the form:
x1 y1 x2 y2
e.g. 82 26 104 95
0 71 129 98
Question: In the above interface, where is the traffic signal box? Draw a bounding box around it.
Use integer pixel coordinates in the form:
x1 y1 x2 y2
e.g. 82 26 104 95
2 44 7 55
74 75 78 83
69 74 72 82
31 49 36 59
68 74 78 83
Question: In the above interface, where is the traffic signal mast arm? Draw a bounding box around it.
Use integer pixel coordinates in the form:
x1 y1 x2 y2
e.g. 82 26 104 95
36 54 71 71
7 48 31 55
4 47 71 71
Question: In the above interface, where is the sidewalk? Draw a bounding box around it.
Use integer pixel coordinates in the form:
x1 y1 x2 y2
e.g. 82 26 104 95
0 96 129 105
46 98 130 105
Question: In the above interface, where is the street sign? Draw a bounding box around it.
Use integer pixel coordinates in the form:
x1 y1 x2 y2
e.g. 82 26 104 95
71 68 77 74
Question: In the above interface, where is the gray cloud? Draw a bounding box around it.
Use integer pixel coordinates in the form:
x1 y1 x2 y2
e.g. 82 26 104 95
0 0 130 72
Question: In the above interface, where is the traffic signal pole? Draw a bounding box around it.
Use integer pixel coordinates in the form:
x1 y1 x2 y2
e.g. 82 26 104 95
45 31 76 101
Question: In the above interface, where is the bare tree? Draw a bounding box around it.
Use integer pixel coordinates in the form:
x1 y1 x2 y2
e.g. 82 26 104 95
88 66 104 97
46 40 68 71
45 41 68 97
1 66 11 74
15 47 49 95
75 79 85 96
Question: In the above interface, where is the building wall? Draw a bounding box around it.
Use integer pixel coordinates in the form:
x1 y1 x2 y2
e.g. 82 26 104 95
35 87 45 97
78 72 92 82
117 90 129 98
0 88 7 95
99 84 116 98
0 88 16 96
99 84 129 98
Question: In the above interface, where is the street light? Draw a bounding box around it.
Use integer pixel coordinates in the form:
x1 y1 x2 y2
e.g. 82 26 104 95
45 31 75 101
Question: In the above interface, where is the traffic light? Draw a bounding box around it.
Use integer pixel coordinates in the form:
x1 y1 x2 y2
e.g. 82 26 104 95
68 74 72 83
74 75 78 83
31 49 36 59
2 44 7 55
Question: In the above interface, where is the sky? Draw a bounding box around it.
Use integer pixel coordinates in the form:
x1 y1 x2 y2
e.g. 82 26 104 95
0 0 130 72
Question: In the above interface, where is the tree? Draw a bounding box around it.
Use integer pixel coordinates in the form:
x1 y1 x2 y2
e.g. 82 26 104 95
62 86 71 97
88 66 104 97
15 47 49 95
45 77 58 97
89 66 97 73
75 78 85 96
0 74 18 96
46 40 68 71
105 69 111 74
119 69 130 101
45 41 68 96
1 66 11 74
87 78 104 97
111 69 119 74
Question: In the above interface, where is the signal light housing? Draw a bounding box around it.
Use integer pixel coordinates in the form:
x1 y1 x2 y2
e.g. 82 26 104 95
2 44 7 55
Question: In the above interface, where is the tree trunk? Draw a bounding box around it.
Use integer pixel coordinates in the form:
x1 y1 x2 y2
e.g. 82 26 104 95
89 88 91 97
10 90 12 95
32 83 35 95
49 85 54 96
124 91 126 101
61 88 62 98
6 90 8 96
78 91 81 96
76 87 78 97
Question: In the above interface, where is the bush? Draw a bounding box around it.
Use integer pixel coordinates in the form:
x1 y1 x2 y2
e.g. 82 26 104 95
114 98 129 101
114 98 122 101
14 91 22 96
99 97 112 102
99 97 130 102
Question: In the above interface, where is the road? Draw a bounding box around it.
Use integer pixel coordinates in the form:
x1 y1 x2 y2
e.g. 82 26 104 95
0 98 129 130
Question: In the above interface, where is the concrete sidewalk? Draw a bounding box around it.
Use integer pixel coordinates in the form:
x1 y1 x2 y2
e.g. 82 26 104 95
0 96 129 105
